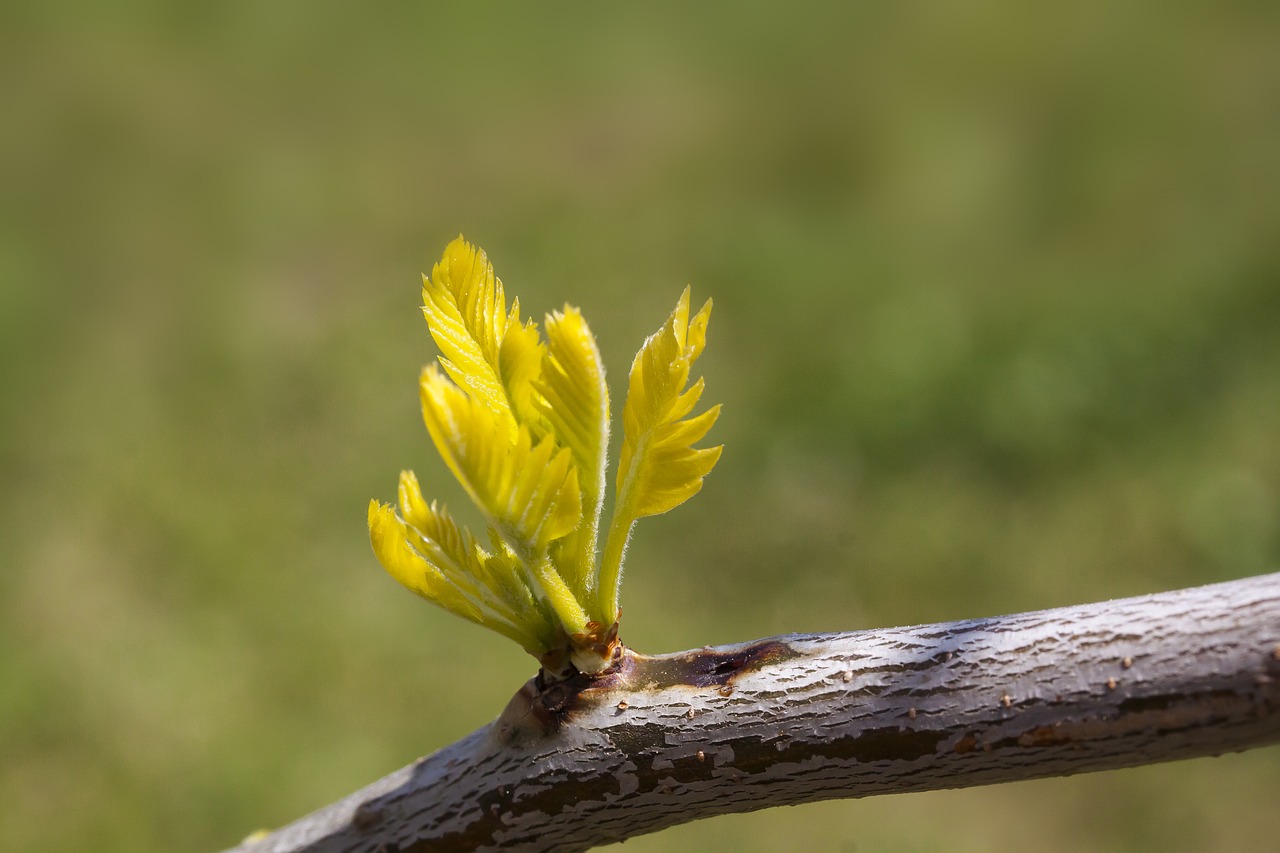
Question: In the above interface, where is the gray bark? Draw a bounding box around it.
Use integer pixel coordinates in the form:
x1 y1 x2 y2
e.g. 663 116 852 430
227 572 1280 853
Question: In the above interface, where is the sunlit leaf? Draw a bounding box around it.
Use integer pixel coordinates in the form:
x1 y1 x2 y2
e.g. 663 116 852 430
421 236 544 432
367 497 547 653
598 287 722 620
538 306 610 592
418 365 588 633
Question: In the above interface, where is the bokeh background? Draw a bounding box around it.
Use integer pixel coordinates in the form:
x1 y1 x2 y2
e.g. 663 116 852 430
3 2 1279 851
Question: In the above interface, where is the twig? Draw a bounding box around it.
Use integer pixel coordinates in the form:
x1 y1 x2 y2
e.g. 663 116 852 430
226 572 1280 853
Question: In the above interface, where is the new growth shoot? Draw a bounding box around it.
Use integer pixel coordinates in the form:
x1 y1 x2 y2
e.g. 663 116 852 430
369 237 721 673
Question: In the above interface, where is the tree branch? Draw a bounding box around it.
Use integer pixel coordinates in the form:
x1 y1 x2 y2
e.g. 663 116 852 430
227 573 1280 853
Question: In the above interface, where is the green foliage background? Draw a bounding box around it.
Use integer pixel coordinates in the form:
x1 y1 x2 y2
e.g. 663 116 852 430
2 3 1279 851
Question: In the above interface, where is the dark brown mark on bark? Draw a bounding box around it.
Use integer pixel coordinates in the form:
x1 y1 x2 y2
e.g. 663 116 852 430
499 641 803 736
624 640 801 691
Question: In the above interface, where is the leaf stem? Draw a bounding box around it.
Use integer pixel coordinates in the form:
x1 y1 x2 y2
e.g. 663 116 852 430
528 553 590 636
597 511 634 624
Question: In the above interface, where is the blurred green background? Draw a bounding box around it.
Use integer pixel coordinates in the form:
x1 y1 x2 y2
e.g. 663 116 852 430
2 2 1279 851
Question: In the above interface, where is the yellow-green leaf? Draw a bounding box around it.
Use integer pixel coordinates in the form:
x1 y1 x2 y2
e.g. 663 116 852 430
421 236 543 433
537 306 610 592
598 287 722 620
395 471 536 620
420 365 582 556
367 496 548 653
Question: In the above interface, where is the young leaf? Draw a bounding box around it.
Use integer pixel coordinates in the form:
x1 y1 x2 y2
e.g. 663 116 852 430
419 365 582 554
598 287 722 621
394 471 539 625
421 236 544 431
367 494 549 654
537 306 610 595
419 365 588 633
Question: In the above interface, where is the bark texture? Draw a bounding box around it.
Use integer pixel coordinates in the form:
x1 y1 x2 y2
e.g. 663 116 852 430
227 573 1280 853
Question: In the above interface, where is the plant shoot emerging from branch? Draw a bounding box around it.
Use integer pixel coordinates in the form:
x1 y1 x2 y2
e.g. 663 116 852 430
369 237 721 672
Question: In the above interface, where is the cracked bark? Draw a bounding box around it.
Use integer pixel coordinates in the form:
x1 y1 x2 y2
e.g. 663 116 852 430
225 572 1280 853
